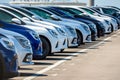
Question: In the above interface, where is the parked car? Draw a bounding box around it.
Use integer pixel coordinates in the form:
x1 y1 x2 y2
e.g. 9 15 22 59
0 33 18 79
0 26 33 66
0 8 43 59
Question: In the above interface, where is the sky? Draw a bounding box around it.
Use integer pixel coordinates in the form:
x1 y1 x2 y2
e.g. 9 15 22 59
0 0 120 8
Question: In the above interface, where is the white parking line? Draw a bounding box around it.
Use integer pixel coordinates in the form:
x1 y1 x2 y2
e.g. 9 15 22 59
24 31 119 80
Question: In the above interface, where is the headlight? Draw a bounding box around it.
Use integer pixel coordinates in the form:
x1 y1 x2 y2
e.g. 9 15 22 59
55 27 66 36
65 25 76 35
47 28 58 38
80 24 90 32
0 36 14 50
14 36 31 49
29 31 39 40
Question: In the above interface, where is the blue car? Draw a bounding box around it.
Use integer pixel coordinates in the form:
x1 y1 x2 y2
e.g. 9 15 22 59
0 33 18 79
0 20 43 59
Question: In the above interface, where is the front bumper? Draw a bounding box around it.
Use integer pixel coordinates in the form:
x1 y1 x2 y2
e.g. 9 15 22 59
104 24 112 34
68 36 78 47
58 36 68 50
17 48 33 66
83 33 92 43
51 37 61 53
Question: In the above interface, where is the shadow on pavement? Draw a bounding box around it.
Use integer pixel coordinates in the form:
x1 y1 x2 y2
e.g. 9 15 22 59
46 57 71 60
20 72 48 77
34 62 53 65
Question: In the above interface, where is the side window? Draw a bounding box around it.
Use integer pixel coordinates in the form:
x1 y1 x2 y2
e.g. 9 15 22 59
0 10 14 23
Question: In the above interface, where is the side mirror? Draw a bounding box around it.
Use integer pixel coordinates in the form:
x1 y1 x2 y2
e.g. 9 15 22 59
50 15 61 21
22 17 31 21
11 18 21 24
32 15 40 20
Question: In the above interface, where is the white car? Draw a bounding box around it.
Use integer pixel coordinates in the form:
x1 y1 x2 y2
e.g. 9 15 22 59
0 8 65 57
22 7 92 45
0 28 33 66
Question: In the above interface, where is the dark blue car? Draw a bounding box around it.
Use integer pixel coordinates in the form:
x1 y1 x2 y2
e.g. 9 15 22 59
0 33 18 79
0 20 43 59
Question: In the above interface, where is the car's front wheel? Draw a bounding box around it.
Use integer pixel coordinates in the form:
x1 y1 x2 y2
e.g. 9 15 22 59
40 36 51 59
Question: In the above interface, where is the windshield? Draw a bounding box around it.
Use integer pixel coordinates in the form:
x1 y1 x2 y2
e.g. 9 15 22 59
0 10 14 23
2 7 27 18
67 8 83 15
0 9 25 25
102 8 118 15
80 8 95 15
44 8 73 18
23 7 53 19
14 7 33 17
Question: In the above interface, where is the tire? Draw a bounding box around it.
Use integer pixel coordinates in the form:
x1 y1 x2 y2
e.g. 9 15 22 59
40 37 51 59
76 31 82 46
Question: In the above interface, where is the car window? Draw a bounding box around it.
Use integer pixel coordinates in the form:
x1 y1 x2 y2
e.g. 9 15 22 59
0 10 14 23
2 8 26 18
46 8 68 17
25 8 52 19
67 8 83 15
55 8 74 17
81 8 95 15
14 8 33 17
102 8 118 15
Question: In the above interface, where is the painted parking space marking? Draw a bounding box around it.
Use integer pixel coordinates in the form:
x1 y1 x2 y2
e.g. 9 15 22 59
24 31 120 80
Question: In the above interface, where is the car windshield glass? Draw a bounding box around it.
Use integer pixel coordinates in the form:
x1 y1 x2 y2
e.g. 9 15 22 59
0 10 14 23
52 8 74 17
45 8 72 18
67 8 83 15
2 7 26 18
102 8 118 15
14 7 33 17
24 8 52 19
81 8 95 15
